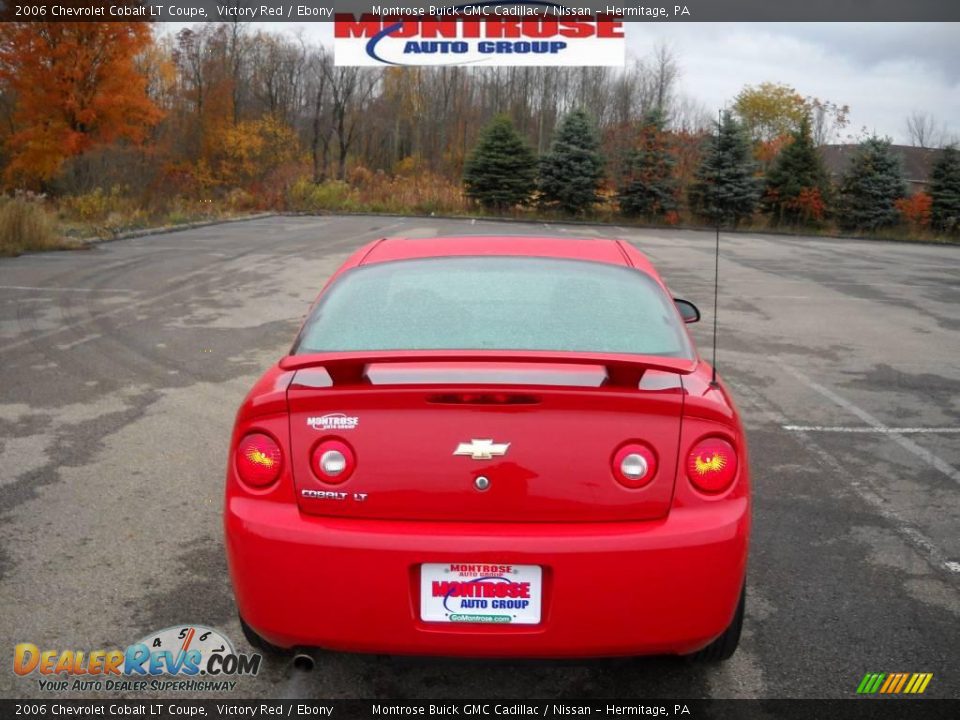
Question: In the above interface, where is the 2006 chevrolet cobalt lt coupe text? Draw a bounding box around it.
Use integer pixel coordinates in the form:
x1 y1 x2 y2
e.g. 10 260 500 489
224 236 750 661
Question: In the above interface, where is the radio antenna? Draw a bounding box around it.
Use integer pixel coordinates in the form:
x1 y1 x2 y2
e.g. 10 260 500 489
711 108 721 387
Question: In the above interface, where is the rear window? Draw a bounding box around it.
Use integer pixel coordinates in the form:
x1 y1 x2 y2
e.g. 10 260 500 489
294 256 693 358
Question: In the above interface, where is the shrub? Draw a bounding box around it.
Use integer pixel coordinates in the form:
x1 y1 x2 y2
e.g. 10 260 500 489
0 194 62 256
287 178 357 212
225 188 257 212
895 192 932 230
60 186 137 224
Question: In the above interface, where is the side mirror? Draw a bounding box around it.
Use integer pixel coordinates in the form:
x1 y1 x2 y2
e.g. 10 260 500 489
674 298 701 324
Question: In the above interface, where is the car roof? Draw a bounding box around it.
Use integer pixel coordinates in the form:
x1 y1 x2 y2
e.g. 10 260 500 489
351 236 659 277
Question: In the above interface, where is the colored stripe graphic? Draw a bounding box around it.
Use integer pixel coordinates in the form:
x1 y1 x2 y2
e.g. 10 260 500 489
894 673 909 693
858 672 933 694
879 674 897 693
856 673 885 694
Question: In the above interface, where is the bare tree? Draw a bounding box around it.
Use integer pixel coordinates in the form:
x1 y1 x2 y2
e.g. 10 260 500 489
807 97 850 146
629 43 680 122
322 63 380 180
305 46 332 183
251 32 305 125
906 111 942 148
225 21 249 125
650 43 679 116
671 94 712 134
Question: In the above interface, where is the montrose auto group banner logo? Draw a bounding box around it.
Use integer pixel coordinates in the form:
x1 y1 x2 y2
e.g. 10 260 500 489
334 3 626 66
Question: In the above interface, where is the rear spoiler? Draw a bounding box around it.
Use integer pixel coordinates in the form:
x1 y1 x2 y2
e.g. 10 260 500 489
279 350 696 388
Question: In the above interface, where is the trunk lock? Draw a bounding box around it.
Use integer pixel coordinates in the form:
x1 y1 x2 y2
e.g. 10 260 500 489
474 476 491 492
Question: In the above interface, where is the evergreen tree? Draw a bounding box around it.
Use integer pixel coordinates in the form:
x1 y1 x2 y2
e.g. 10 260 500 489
463 115 537 210
763 114 831 226
688 111 761 227
618 109 678 220
930 144 960 233
538 109 604 215
836 137 906 232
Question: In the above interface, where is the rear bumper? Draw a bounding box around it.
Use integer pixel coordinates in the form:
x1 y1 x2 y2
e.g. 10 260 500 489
225 498 748 658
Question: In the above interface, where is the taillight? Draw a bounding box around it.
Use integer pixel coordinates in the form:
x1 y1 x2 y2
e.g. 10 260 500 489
235 432 282 487
312 439 355 484
612 443 658 488
686 437 738 494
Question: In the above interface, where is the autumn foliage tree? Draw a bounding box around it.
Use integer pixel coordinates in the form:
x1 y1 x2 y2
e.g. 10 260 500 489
0 22 162 189
763 114 831 226
618 109 679 221
894 192 932 231
734 83 849 165
733 82 808 145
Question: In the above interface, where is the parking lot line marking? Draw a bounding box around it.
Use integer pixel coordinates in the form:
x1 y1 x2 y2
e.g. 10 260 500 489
0 285 135 293
783 426 960 434
782 365 960 486
55 334 103 351
732 380 959 576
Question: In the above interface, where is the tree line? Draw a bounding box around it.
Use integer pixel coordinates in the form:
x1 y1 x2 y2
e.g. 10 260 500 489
466 108 960 234
0 21 957 238
0 22 706 191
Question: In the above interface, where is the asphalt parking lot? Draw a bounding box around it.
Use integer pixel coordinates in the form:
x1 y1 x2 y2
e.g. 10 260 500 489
0 215 957 700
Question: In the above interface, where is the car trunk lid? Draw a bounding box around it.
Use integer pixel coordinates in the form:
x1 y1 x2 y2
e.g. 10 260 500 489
284 352 688 523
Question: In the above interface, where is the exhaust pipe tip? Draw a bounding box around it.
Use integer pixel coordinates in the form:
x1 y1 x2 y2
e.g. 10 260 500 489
292 651 315 672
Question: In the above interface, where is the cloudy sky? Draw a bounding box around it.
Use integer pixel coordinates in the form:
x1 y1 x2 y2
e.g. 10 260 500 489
160 22 959 145
629 23 960 145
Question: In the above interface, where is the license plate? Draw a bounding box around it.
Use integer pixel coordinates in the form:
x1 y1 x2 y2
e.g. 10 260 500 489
420 563 542 625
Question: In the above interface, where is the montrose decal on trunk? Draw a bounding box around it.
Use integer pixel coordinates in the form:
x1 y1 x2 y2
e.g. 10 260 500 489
334 4 626 67
307 413 359 431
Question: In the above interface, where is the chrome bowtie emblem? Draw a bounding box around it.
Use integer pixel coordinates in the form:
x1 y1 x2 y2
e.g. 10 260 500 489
453 439 510 460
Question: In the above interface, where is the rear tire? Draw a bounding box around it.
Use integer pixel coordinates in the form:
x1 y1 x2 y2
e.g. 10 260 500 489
688 584 745 663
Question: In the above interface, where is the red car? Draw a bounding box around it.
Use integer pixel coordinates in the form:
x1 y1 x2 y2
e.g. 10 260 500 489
225 236 750 661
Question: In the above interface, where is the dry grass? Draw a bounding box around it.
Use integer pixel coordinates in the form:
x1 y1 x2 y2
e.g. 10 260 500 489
0 196 75 256
286 170 470 216
57 187 228 239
